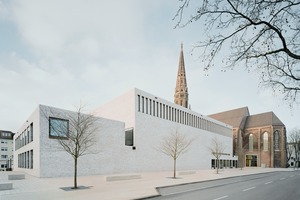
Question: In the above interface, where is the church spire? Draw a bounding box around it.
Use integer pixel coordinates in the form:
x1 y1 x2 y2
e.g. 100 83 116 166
174 43 189 108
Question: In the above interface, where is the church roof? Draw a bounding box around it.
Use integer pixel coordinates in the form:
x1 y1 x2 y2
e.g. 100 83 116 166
208 107 249 129
208 107 285 130
245 112 285 128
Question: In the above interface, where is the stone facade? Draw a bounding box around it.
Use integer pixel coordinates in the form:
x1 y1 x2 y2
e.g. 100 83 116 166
14 89 237 178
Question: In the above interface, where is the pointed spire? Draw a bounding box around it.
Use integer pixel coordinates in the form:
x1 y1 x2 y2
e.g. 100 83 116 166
174 43 189 108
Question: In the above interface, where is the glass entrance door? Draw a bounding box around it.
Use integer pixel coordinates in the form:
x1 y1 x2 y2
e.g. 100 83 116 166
245 155 257 167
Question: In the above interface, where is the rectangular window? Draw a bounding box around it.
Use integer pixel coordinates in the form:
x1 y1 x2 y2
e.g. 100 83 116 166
125 128 134 146
49 117 69 138
153 101 156 116
145 98 148 114
1 147 8 151
141 96 144 113
166 105 168 120
137 95 140 112
149 99 152 115
27 127 30 144
159 103 162 118
174 108 176 122
156 102 159 117
1 155 7 159
30 123 33 142
30 150 33 169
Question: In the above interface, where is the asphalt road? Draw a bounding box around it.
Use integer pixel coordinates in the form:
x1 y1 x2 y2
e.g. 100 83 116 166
146 171 300 200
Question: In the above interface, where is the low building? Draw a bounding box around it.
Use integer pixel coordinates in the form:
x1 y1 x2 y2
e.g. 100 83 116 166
0 130 14 170
209 107 287 168
14 88 237 177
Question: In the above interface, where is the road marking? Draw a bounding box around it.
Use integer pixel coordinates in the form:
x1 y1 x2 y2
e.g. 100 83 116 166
213 195 228 200
243 187 256 192
265 181 273 185
280 178 286 180
290 175 295 177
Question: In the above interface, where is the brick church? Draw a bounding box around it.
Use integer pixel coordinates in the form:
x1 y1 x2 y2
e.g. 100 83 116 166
176 43 287 168
209 107 287 168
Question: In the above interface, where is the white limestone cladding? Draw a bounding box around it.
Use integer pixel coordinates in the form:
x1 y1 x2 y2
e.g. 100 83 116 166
94 88 237 172
14 105 127 177
15 88 237 177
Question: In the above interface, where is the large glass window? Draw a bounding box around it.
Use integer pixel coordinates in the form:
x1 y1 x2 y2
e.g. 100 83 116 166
249 134 253 152
49 117 69 138
125 128 134 146
263 132 268 151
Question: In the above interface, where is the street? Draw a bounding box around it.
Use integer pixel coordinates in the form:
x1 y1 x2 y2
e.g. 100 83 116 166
146 171 300 200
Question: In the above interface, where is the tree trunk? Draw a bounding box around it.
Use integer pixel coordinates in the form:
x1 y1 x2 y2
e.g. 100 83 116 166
173 158 176 178
74 157 78 189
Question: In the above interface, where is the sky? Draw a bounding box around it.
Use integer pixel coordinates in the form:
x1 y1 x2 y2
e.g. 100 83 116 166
0 0 299 134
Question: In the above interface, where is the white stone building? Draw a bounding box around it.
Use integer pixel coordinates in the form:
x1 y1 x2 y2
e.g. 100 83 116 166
0 130 14 170
14 105 125 177
14 88 237 177
14 44 237 177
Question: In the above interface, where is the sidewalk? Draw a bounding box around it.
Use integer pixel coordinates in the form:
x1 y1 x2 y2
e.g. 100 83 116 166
0 168 295 200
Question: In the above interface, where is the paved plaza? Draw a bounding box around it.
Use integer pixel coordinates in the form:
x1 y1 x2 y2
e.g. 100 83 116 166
0 168 295 200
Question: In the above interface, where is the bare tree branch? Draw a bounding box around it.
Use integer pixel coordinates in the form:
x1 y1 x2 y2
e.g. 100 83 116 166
42 104 99 189
288 128 300 169
208 137 225 174
158 129 193 178
174 0 300 105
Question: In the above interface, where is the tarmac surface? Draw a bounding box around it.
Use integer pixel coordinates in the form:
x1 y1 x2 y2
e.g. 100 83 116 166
0 168 295 200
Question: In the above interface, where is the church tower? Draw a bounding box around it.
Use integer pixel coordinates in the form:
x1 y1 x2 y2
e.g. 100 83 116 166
174 43 189 108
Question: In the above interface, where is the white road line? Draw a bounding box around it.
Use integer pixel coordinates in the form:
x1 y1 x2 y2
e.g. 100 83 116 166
243 187 256 192
265 181 273 185
290 175 295 177
213 195 229 200
280 178 286 180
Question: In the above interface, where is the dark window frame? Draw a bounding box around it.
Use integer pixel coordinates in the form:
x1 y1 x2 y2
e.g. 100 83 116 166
125 128 134 146
49 117 69 139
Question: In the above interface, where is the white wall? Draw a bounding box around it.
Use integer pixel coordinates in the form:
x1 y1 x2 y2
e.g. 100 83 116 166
94 88 236 173
38 105 133 177
132 112 234 172
15 88 236 177
94 88 136 129
14 106 41 177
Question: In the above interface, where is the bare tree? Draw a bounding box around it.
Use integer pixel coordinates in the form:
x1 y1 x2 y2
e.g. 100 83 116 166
209 137 225 174
45 104 99 189
287 144 293 166
158 129 193 178
289 128 300 169
174 0 300 105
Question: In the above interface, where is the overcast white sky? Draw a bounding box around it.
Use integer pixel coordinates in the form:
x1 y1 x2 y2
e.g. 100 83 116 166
0 0 299 134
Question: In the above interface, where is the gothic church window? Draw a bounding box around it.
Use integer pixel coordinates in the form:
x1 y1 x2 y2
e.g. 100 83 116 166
249 134 253 152
274 130 279 150
263 132 268 151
